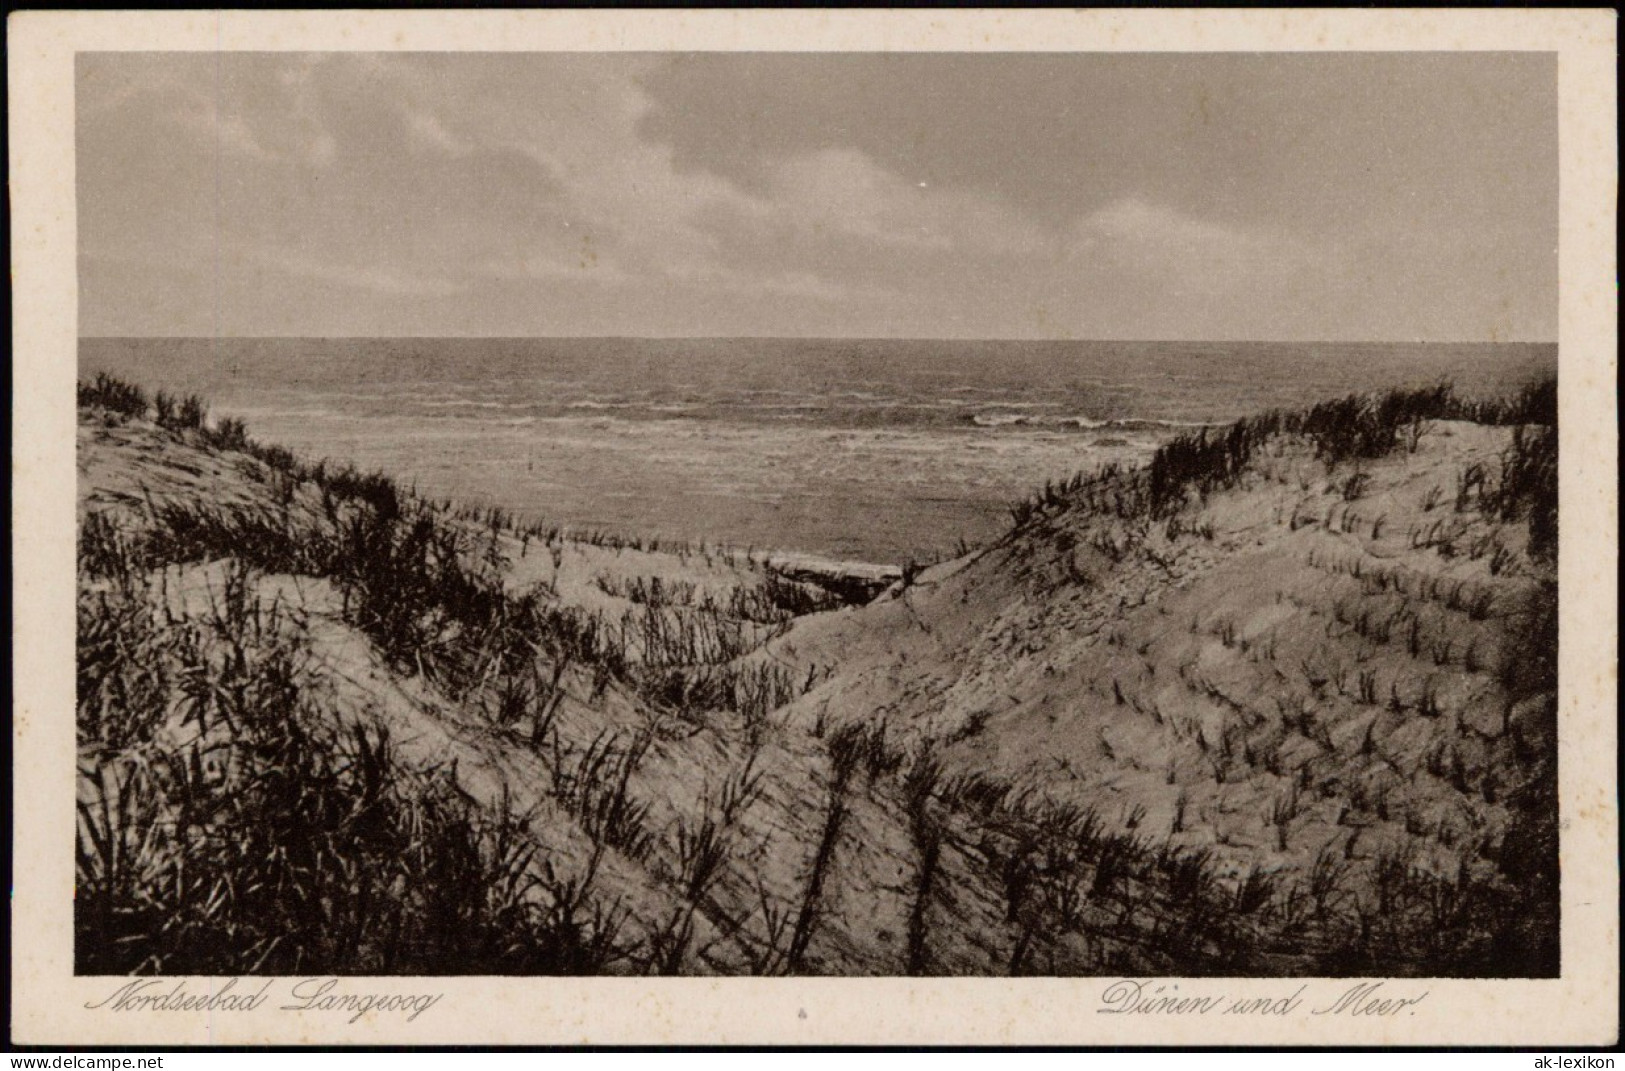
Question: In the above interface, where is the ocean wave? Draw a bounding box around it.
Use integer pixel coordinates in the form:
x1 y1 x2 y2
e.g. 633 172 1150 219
382 392 1211 435
226 405 349 422
415 398 530 411
968 412 1212 432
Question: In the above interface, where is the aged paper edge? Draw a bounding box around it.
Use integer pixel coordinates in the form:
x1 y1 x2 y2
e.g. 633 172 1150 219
9 9 1618 1048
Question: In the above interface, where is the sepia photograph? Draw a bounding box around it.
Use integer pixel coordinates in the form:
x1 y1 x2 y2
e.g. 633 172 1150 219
10 9 1618 1049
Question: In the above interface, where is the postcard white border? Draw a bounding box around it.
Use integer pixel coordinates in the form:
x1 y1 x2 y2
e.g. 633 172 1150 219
10 9 1618 1047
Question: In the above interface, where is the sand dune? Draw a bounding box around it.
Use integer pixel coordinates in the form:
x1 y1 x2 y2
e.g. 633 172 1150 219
74 375 1557 977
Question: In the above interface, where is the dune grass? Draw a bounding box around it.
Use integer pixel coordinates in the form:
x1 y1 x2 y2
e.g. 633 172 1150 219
75 560 632 975
77 372 1561 977
1005 377 1557 548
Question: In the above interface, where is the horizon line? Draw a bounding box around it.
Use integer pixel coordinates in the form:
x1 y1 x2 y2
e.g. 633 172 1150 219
78 334 1561 346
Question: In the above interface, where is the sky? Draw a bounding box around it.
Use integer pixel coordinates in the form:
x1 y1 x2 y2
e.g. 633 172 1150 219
77 51 1557 341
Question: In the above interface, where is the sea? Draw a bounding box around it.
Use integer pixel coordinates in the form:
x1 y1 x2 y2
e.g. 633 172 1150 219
79 338 1556 565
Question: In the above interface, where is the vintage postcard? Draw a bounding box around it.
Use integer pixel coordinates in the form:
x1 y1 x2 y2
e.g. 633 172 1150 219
9 9 1618 1047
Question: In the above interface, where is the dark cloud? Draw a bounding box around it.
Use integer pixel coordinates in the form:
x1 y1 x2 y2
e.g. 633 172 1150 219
636 52 1556 233
77 52 1556 340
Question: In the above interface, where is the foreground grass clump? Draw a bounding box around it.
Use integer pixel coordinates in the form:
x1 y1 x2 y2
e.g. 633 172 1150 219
82 372 252 452
76 560 631 975
79 373 149 419
917 759 1549 977
1007 378 1558 546
77 391 626 715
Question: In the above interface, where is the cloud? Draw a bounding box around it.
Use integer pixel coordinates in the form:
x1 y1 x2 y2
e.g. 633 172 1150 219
652 144 1057 318
404 108 467 155
1042 195 1332 337
1073 197 1305 271
249 248 469 299
76 53 1555 341
661 259 875 305
760 148 1050 257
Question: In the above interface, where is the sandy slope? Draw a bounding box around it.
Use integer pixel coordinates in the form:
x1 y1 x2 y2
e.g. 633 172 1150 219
75 402 1557 976
773 421 1552 883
